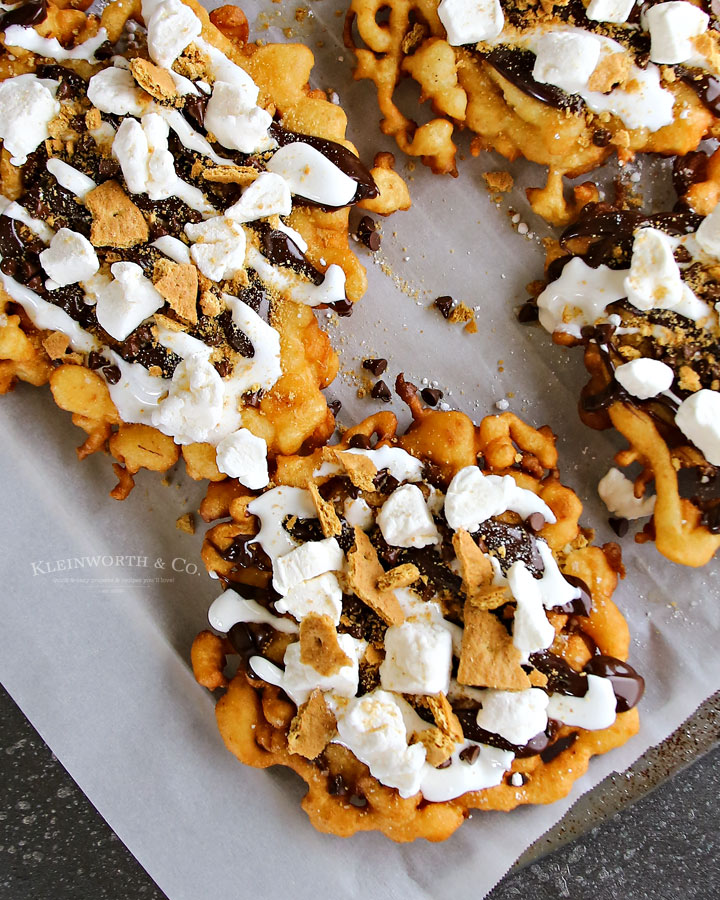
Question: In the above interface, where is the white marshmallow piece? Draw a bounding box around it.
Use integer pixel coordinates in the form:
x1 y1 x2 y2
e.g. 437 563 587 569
280 634 362 706
146 0 202 68
475 689 549 746
376 483 440 548
380 622 453 695
343 446 424 482
532 31 602 95
266 142 357 207
112 114 178 200
537 257 628 338
625 227 685 311
227 172 292 223
112 117 151 194
598 468 656 520
547 674 617 730
151 353 225 444
215 429 269 489
39 229 99 287
646 1 709 65
334 690 426 798
208 588 298 634
508 561 555 662
204 81 272 154
87 66 148 117
95 261 164 341
675 389 720 465
46 159 97 201
614 358 675 400
272 538 344 595
586 0 636 24
444 467 555 532
185 216 247 281
695 203 720 257
274 572 343 625
0 74 60 165
437 0 504 47
343 496 374 531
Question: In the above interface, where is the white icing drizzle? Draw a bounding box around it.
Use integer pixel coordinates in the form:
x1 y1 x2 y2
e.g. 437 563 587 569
46 158 97 201
105 351 170 424
208 588 298 635
2 201 55 243
4 24 109 63
247 486 317 563
150 235 191 264
155 107 234 167
246 246 347 308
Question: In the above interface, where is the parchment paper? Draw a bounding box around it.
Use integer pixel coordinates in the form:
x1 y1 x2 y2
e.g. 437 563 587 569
1 2 719 898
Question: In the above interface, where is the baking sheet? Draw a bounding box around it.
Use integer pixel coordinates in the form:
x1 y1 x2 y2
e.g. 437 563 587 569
1 1 720 897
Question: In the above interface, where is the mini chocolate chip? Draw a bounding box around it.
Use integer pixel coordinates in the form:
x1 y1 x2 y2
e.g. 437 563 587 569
26 275 43 292
592 128 612 147
371 380 392 402
459 745 480 764
328 399 342 416
214 359 231 377
356 215 381 250
329 299 354 317
87 351 106 370
0 258 18 276
595 323 616 343
436 757 453 769
362 357 388 376
580 325 595 341
103 364 121 385
421 387 443 406
374 470 399 493
434 295 454 319
674 246 692 263
243 389 263 408
348 433 372 449
328 774 347 796
527 512 545 533
348 793 367 807
609 516 629 537
517 301 539 323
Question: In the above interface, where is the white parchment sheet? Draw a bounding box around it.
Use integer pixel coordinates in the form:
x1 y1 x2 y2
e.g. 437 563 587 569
1 2 719 898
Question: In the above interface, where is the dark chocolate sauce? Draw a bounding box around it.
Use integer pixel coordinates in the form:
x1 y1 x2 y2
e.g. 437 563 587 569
255 223 323 285
552 574 593 617
481 47 585 114
475 521 544 577
584 655 645 712
539 732 578 764
269 122 378 205
220 535 272 571
0 0 47 29
679 67 720 117
529 651 588 697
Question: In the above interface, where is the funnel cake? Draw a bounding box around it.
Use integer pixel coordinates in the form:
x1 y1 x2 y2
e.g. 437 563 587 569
0 0 409 498
345 0 719 224
535 195 720 566
192 383 642 841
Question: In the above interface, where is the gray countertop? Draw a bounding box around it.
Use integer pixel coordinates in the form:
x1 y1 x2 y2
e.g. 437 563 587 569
1 682 718 900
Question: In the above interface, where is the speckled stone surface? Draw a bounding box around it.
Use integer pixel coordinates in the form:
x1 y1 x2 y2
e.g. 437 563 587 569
1 682 718 900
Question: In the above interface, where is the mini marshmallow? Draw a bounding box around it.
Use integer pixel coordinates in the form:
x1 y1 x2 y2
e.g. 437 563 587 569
437 0 504 47
695 203 720 257
46 158 97 201
272 538 344 595
274 572 343 625
675 389 720 466
208 588 297 634
376 483 440 548
444 467 555 532
598 468 656 520
204 81 272 154
146 0 202 68
586 0 636 23
266 142 357 207
343 497 375 531
39 228 99 287
547 674 617 730
279 634 363 706
646 1 708 65
87 66 148 117
95 261 164 341
151 353 225 445
215 429 269 489
614 358 675 400
380 622 453 695
624 227 685 311
227 172 292 223
185 216 247 281
508 561 555 662
0 74 60 165
475 689 549 746
532 31 602 95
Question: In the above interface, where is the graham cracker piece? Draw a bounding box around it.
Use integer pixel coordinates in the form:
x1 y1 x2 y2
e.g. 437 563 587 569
588 52 631 93
202 165 259 187
346 528 405 626
130 58 178 102
423 693 464 742
287 689 337 759
482 171 514 193
153 258 199 324
457 603 530 690
336 449 377 492
200 290 223 317
529 669 549 688
412 694 463 766
299 614 351 676
377 563 420 591
176 512 195 534
412 726 455 767
42 331 69 360
363 644 384 666
308 482 342 538
86 180 149 248
85 107 102 131
453 529 495 600
448 302 477 334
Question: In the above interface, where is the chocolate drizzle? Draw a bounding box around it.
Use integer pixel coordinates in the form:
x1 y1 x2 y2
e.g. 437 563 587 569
584 655 645 712
475 520 544 577
481 47 585 114
0 0 47 29
255 222 324 285
269 122 378 206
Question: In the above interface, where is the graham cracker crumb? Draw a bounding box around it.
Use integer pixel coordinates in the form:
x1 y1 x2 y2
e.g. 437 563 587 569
458 603 530 690
176 512 195 534
411 726 455 767
377 563 420 591
482 170 514 193
299 614 351 676
346 528 405 626
202 165 259 186
678 365 702 393
588 52 630 93
287 689 337 758
308 482 342 538
153 258 199 324
42 331 69 360
130 57 178 103
200 290 223 317
85 107 102 131
86 180 149 248
529 669 549 688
